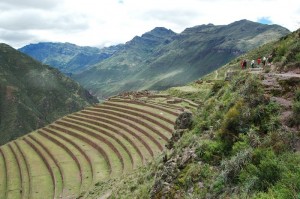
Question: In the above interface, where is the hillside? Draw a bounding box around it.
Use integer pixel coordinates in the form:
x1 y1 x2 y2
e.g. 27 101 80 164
19 42 124 75
0 92 194 198
74 20 290 99
0 43 98 145
82 29 300 198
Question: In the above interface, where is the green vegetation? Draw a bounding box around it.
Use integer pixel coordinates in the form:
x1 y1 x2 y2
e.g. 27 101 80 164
83 29 300 199
72 20 289 99
0 43 98 145
0 94 186 198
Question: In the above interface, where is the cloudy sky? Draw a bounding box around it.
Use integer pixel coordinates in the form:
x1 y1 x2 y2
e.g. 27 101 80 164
0 0 299 48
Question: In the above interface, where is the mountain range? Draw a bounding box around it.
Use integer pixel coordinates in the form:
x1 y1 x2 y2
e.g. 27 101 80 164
19 20 290 99
19 42 124 75
0 44 98 145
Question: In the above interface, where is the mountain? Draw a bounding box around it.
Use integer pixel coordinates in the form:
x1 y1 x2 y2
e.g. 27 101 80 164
0 43 98 145
19 42 124 75
83 28 300 199
74 20 290 99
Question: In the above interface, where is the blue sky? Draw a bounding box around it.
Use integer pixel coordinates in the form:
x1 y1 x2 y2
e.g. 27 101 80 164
0 0 299 48
258 17 273 25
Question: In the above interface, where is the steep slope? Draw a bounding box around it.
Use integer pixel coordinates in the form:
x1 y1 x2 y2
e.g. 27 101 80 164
19 42 124 75
0 43 98 145
74 20 290 98
83 29 300 199
0 92 190 199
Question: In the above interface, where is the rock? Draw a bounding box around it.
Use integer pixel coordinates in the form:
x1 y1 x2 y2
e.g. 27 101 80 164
165 129 185 149
175 111 193 130
178 148 196 169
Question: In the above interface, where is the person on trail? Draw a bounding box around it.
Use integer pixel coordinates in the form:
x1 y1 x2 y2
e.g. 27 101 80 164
257 57 261 66
262 56 266 66
242 59 247 69
251 59 255 68
267 54 273 66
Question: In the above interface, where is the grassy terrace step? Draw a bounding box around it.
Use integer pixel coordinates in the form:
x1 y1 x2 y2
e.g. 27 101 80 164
39 127 110 183
7 144 23 198
56 119 131 173
65 115 143 167
48 124 113 177
37 130 92 191
106 99 181 117
148 101 185 110
61 117 137 168
72 112 153 161
95 103 175 134
23 137 62 198
13 141 31 199
0 148 8 199
54 121 124 174
79 110 163 155
1 145 22 199
8 142 31 199
15 139 54 199
0 94 185 198
102 101 179 125
93 105 174 136
28 133 82 198
86 107 171 143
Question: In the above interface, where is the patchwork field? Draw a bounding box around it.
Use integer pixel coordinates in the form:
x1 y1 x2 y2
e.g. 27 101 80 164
0 92 196 198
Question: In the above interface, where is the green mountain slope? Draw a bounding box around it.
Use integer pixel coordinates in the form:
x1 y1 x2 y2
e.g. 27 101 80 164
74 20 290 99
19 42 124 75
83 29 300 198
0 43 98 145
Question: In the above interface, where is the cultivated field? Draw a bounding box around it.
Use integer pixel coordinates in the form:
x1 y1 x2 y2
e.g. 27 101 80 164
0 92 196 198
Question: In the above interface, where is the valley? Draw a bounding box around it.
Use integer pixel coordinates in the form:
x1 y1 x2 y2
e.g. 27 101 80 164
0 18 299 199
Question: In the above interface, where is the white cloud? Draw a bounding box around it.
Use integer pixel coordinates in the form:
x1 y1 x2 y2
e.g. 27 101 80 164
0 0 299 48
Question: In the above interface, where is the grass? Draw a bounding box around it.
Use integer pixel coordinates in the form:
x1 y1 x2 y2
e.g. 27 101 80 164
38 129 94 190
67 114 144 165
23 136 64 198
72 112 152 162
81 109 164 154
62 116 137 169
1 145 22 199
102 101 177 125
45 126 110 181
90 106 172 142
0 94 186 199
0 149 7 199
8 142 31 199
57 118 132 173
29 133 82 198
15 139 54 199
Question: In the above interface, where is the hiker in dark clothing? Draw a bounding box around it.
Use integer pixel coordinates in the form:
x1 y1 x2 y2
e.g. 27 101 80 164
242 59 247 69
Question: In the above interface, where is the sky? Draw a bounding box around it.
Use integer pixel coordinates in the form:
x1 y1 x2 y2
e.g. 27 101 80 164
0 0 299 49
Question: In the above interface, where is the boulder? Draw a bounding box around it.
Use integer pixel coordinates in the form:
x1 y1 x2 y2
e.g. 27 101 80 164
175 111 193 130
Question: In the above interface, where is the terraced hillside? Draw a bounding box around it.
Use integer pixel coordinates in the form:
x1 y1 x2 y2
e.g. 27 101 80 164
0 92 195 199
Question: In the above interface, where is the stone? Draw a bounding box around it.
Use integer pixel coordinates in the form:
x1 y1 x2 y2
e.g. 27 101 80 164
175 111 193 130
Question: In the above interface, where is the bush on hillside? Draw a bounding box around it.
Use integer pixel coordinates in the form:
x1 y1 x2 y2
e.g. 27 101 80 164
220 100 249 147
239 148 282 192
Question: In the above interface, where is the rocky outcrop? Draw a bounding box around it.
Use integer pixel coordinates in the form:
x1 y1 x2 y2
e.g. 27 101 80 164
150 148 196 198
175 111 193 130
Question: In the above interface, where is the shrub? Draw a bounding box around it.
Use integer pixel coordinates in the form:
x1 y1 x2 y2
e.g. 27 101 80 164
209 80 225 97
220 100 249 146
196 140 225 164
239 149 282 192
